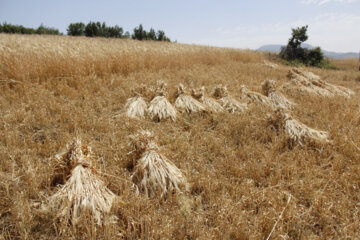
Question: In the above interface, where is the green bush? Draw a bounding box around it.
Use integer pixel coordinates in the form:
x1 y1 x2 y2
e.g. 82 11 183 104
306 47 324 66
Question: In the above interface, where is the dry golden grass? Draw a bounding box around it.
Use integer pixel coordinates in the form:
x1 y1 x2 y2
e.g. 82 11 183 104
1 33 360 239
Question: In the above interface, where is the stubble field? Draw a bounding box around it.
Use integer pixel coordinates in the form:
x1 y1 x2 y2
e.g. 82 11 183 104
0 34 360 239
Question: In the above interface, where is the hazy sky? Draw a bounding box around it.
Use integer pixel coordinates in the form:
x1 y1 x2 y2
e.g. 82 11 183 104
0 0 359 52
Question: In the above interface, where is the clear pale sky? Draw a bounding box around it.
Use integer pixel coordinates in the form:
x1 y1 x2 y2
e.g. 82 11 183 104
0 0 359 52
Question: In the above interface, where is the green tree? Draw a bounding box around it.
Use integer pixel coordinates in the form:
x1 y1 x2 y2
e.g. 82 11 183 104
280 25 324 66
0 22 60 35
123 31 130 38
107 25 123 38
156 30 170 42
85 22 100 37
148 28 156 40
67 22 85 36
132 24 147 40
36 24 60 35
288 25 308 49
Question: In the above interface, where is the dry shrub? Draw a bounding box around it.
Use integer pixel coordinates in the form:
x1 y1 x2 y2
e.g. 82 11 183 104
270 109 329 146
174 84 206 113
191 86 224 113
283 68 354 98
46 138 116 226
129 131 186 198
213 84 247 113
262 79 294 109
239 84 272 107
148 81 177 121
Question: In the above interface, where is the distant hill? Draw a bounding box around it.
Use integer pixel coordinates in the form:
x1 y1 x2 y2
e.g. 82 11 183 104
258 44 358 59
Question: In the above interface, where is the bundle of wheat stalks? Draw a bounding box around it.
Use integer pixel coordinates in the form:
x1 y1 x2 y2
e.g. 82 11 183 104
148 81 177 121
129 130 186 198
213 84 247 113
262 80 294 110
123 85 150 119
283 68 353 98
239 84 273 107
46 138 116 226
191 86 224 113
271 109 329 145
174 83 206 113
263 60 279 69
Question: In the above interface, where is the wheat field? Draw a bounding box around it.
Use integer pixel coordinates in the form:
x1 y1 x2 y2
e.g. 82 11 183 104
1 33 360 239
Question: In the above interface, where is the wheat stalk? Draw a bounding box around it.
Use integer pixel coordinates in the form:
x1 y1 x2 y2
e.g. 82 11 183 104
266 194 292 240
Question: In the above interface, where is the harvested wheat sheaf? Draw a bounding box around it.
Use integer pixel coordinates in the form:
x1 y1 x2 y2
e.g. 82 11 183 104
272 109 329 145
213 84 247 113
283 68 354 98
148 81 177 121
263 60 279 69
123 96 148 119
262 80 294 110
191 86 224 113
130 131 186 198
122 85 151 119
46 138 116 226
239 84 272 107
174 84 206 113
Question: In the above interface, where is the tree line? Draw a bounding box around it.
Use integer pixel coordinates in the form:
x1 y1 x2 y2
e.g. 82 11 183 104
67 22 170 41
0 23 61 35
0 22 170 41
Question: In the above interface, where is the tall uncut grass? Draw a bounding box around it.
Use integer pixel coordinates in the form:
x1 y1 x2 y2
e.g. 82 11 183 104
1 33 360 239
